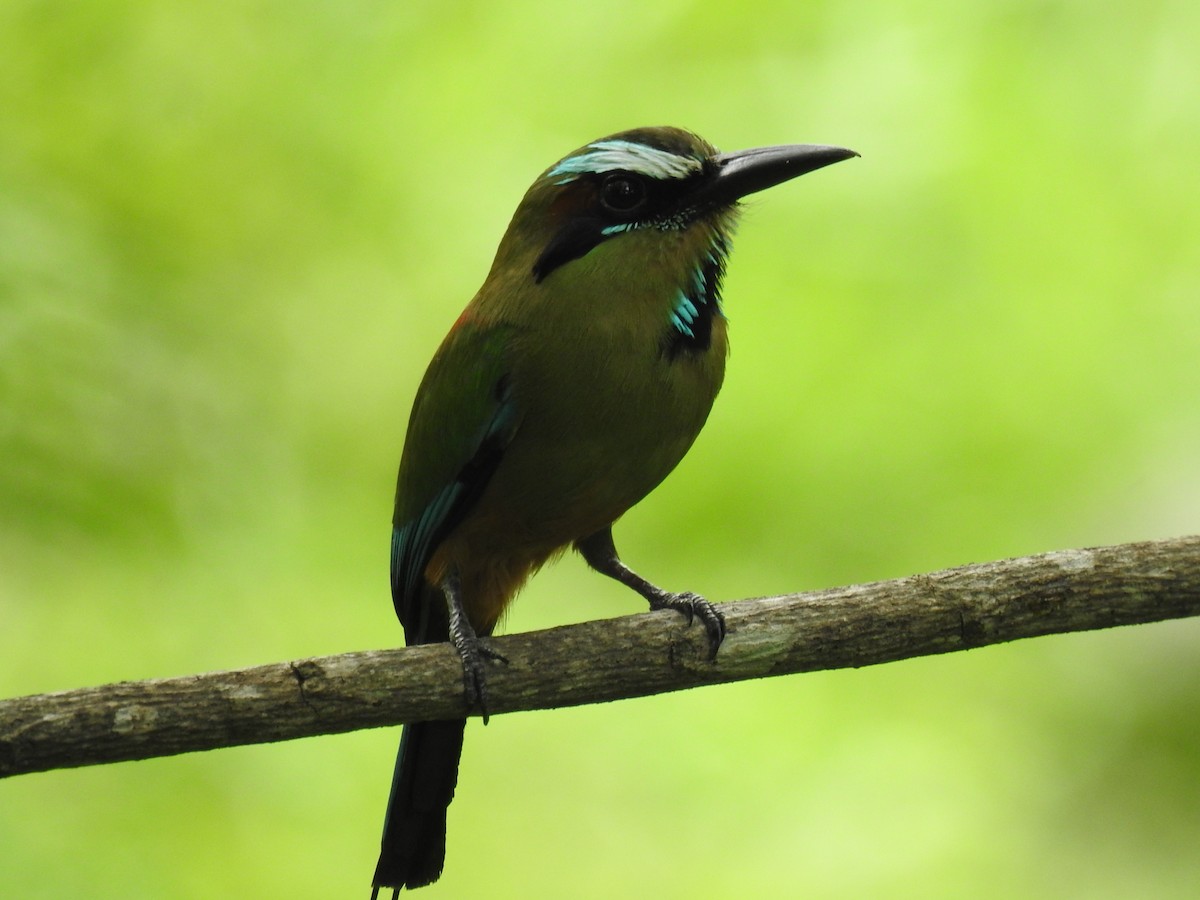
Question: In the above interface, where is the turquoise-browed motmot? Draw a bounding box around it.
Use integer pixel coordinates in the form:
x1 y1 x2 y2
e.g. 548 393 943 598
371 127 856 895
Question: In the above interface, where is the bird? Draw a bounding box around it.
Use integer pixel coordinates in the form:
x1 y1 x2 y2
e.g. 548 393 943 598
370 126 856 896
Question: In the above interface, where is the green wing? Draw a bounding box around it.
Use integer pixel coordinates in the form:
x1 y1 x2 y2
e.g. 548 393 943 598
390 319 520 644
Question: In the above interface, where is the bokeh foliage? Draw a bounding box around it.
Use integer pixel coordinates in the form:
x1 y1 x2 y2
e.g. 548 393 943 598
2 2 1198 897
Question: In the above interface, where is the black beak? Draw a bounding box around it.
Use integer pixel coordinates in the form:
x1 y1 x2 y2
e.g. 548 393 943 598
693 143 858 208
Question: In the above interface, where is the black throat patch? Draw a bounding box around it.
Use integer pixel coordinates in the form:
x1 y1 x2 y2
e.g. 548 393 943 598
662 232 730 359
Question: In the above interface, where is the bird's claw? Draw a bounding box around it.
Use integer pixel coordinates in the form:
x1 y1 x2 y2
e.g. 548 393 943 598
455 637 508 724
651 590 726 660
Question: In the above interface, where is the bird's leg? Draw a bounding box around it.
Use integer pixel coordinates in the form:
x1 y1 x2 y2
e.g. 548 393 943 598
441 566 507 723
576 527 726 660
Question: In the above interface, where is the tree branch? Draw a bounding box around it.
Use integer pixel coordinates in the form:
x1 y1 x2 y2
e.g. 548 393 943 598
3 535 1198 779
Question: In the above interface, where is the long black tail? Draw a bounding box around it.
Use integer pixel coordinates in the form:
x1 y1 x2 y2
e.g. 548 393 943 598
371 718 467 895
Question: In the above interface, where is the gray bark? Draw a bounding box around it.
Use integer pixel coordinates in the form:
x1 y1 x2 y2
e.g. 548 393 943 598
2 535 1198 779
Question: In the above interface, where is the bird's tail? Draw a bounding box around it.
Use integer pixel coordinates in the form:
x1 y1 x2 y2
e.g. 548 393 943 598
371 718 467 895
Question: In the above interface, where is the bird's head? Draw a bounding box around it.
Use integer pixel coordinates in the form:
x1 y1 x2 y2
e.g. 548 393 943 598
485 126 856 289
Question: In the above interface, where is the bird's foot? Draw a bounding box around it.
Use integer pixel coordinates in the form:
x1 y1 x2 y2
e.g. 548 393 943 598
452 634 508 722
443 567 508 723
576 529 727 661
448 624 508 723
648 590 726 660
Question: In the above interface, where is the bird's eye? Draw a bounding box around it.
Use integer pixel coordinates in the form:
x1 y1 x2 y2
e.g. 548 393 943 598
599 174 647 214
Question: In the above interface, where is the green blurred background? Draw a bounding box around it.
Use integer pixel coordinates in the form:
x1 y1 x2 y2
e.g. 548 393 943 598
3 1 1198 897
